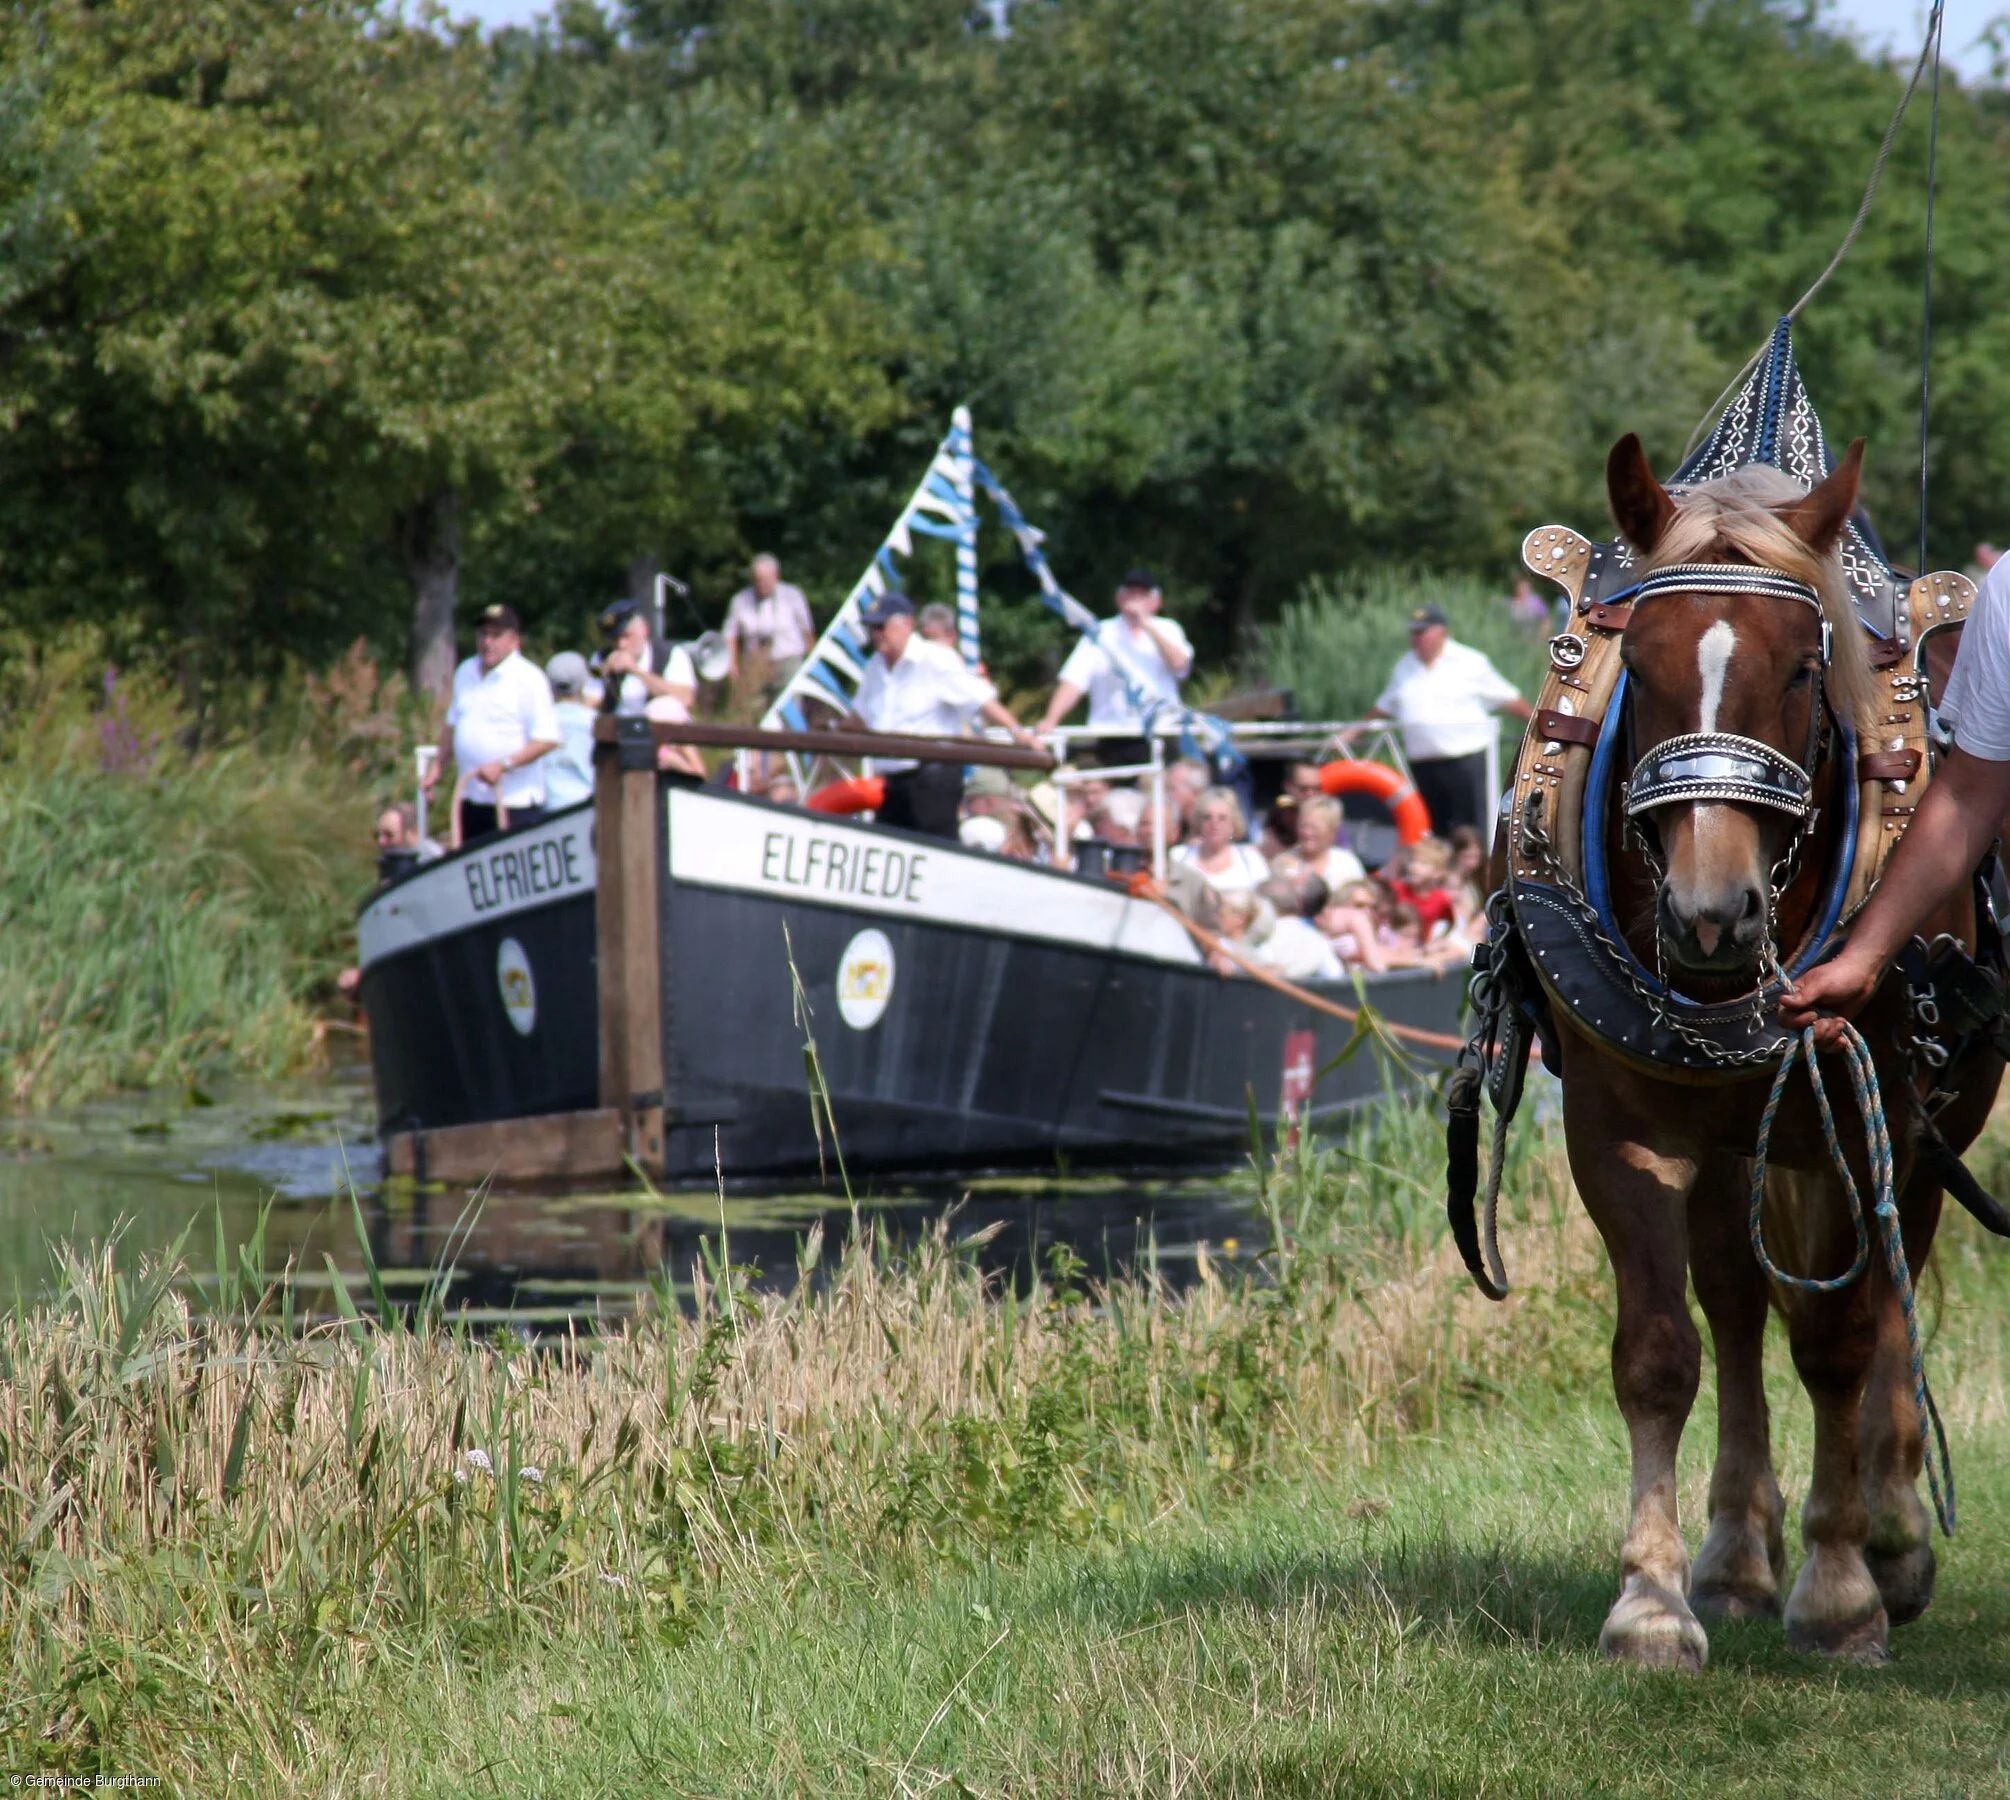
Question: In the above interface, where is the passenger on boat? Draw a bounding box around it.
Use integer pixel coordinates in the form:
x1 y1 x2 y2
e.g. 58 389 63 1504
765 774 802 807
847 591 1035 839
1385 836 1460 936
917 603 959 647
1271 795 1366 893
424 603 561 845
1260 760 1324 857
1035 569 1193 764
644 693 708 779
1255 875 1342 980
1094 786 1147 846
543 651 597 809
1165 755 1211 836
962 765 1045 859
1170 787 1270 893
375 802 441 868
1208 889 1275 976
723 554 814 698
1349 604 1531 835
599 600 696 715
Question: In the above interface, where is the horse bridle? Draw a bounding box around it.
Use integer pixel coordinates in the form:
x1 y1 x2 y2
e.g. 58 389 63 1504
1621 562 1834 832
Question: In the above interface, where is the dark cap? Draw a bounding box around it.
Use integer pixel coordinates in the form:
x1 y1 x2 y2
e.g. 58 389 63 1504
858 590 915 629
1118 568 1161 593
477 602 521 633
596 598 643 636
1407 604 1449 632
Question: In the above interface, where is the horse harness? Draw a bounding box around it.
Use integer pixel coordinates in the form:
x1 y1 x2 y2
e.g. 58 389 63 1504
1447 523 2010 1305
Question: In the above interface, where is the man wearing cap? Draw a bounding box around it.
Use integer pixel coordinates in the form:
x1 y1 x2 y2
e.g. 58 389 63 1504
723 554 814 696
845 592 1035 838
1358 605 1531 836
424 604 562 844
1037 570 1193 761
599 600 697 716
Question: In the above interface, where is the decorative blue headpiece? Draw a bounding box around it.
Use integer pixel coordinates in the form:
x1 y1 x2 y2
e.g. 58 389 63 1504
1671 318 1904 643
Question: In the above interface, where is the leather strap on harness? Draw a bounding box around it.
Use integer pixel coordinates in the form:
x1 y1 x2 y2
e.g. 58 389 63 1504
1534 709 1601 749
1858 749 1923 783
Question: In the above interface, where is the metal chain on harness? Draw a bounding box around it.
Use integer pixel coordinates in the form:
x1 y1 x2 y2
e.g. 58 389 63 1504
1747 1012 1956 1537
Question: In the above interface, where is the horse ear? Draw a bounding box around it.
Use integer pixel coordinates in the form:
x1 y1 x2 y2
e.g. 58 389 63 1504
1779 438 1865 555
1606 433 1676 556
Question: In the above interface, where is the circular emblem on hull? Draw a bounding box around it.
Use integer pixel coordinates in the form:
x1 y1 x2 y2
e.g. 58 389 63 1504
836 928 896 1030
497 937 537 1036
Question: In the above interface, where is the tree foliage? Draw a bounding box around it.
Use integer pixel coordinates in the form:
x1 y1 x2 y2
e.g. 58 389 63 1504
0 0 2002 698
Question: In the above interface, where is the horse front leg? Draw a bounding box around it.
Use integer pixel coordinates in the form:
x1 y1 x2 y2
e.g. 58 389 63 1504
1566 1076 1707 1670
1686 1152 1787 1621
1772 1170 1889 1661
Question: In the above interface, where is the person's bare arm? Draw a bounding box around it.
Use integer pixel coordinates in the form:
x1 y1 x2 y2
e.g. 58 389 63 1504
426 720 454 790
1781 746 2010 1044
1038 679 1086 733
473 738 559 787
1499 696 1534 722
979 697 1038 746
1138 616 1192 676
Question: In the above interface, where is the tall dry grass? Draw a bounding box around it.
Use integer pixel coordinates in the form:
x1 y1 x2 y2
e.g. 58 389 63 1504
0 1121 1599 1755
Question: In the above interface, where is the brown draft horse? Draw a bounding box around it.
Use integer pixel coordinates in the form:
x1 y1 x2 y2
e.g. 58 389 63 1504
1560 437 1999 1668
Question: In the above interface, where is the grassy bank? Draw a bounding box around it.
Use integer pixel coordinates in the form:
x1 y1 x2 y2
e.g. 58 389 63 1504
0 639 392 1107
6 1100 2010 1793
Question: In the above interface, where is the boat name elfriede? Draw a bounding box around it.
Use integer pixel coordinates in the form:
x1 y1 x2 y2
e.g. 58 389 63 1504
760 829 927 903
465 830 591 914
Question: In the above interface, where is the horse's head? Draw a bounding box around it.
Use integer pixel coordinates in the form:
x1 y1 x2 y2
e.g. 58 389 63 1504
1605 433 1872 978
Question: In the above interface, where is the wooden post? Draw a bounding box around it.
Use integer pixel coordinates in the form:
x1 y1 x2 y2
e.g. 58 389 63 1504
594 716 666 1173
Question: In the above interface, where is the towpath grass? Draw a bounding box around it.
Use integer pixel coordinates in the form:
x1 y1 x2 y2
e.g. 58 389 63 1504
5 1102 2010 1795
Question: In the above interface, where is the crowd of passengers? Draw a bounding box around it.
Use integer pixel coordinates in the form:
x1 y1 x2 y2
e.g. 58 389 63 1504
927 754 1489 982
383 562 1506 985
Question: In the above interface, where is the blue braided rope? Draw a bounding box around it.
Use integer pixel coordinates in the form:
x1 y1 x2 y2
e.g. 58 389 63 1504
1749 1022 1954 1535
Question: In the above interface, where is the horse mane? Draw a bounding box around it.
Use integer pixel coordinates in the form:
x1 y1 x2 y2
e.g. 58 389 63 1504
1649 464 1875 735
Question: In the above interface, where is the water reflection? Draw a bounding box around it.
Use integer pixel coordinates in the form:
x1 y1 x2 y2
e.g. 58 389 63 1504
0 1053 1263 1325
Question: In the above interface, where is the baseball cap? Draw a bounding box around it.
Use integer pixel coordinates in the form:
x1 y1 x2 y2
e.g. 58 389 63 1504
858 591 915 629
1408 604 1449 632
1118 568 1161 592
477 602 521 632
965 765 1017 800
546 650 590 693
596 598 642 636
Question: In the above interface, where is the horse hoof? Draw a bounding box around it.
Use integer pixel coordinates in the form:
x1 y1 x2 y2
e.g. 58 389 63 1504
1866 1541 1936 1628
1786 1546 1890 1661
1690 1581 1782 1623
1600 1580 1708 1671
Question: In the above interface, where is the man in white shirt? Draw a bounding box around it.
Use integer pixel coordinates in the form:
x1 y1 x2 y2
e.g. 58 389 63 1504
847 592 1034 838
1037 569 1193 761
423 603 561 845
1786 554 2010 1039
1361 605 1532 835
598 600 697 716
723 554 815 696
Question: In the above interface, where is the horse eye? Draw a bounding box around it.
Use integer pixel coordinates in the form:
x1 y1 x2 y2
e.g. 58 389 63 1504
1787 664 1815 689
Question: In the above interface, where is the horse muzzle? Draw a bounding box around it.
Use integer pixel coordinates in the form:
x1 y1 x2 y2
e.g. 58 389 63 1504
1656 876 1767 973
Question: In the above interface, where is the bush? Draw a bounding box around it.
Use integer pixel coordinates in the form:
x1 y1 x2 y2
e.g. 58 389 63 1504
1259 569 1554 724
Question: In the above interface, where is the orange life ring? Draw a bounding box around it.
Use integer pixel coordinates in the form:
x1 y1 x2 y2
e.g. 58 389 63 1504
807 775 887 815
1317 759 1432 844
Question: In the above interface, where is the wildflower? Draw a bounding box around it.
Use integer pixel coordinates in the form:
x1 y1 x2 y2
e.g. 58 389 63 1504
464 1447 493 1474
519 1465 544 1485
599 1571 628 1589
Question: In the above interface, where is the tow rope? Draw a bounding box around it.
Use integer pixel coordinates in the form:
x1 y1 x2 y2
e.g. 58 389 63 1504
1750 1019 1955 1536
1129 876 1469 1053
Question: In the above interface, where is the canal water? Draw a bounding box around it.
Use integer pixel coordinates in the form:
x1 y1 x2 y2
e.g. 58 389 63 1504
0 1049 1265 1326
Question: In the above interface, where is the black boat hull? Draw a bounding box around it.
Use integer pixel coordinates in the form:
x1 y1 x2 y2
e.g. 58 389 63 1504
358 786 1465 1180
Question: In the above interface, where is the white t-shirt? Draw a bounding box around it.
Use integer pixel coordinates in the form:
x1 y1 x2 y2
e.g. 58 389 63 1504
1172 840 1271 893
1374 640 1521 761
447 651 561 808
1277 844 1368 894
855 637 998 772
544 698 597 809
1057 615 1193 729
615 641 697 717
1258 915 1343 982
1936 557 2010 759
724 583 815 661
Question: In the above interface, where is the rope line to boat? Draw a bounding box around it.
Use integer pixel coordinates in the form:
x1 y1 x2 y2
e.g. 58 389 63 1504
1748 1017 1954 1536
1129 878 1469 1053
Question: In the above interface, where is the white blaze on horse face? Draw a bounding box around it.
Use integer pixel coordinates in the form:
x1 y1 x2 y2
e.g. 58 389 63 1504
1696 620 1737 733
